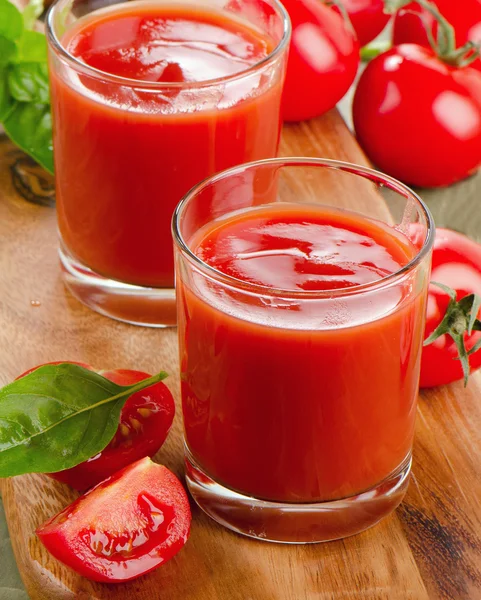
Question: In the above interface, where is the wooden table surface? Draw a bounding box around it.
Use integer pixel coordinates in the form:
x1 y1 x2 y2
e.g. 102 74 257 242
0 109 481 600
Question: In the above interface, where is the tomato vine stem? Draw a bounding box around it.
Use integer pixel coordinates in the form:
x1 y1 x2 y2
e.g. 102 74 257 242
424 282 481 386
385 0 480 66
324 0 356 34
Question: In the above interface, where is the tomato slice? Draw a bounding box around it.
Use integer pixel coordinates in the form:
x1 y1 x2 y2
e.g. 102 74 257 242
36 458 191 583
17 363 175 490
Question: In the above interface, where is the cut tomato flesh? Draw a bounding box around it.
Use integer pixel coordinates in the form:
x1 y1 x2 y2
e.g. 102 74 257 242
37 458 191 583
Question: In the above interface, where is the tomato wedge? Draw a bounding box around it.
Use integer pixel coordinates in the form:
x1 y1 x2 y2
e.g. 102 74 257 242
17 363 175 490
36 458 191 583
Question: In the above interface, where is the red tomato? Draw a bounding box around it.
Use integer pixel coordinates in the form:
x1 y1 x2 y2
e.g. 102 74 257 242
36 458 191 582
281 0 360 122
421 228 481 388
335 0 391 47
352 44 481 187
392 0 481 72
17 363 175 490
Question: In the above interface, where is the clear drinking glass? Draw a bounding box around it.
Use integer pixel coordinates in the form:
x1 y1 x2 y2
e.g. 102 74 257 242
173 157 434 543
46 0 290 326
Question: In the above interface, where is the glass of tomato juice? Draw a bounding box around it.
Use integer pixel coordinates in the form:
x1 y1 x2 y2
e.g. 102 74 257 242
45 0 290 326
173 158 435 543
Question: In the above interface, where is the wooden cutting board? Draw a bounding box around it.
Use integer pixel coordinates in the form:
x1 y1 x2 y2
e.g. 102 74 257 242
1 111 480 600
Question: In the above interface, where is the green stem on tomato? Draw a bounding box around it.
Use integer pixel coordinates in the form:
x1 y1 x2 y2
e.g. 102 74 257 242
424 282 481 386
324 0 356 35
384 0 480 66
360 40 391 61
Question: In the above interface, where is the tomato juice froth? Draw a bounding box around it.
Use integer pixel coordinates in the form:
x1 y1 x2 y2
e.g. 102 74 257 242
178 204 427 502
64 5 271 111
50 2 284 288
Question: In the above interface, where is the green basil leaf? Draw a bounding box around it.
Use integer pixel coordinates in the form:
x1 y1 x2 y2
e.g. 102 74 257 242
0 363 168 477
22 0 44 29
15 30 47 63
3 102 54 173
0 0 24 42
7 62 49 103
0 1 53 174
0 37 18 66
0 70 14 121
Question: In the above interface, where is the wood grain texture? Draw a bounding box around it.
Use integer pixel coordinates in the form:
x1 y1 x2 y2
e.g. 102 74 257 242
0 110 480 600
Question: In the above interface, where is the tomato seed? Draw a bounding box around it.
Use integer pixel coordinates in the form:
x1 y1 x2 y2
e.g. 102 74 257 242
137 408 152 418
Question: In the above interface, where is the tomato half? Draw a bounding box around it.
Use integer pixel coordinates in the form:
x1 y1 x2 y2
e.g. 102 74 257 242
421 228 481 388
392 0 481 72
281 0 360 122
36 458 191 582
352 44 481 187
335 0 391 47
17 363 175 490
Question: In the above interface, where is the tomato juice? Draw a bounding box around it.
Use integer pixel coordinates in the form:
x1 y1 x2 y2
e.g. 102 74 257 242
178 203 427 503
49 2 286 288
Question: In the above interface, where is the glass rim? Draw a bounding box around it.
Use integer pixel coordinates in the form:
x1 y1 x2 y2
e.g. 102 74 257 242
45 0 291 90
172 157 436 299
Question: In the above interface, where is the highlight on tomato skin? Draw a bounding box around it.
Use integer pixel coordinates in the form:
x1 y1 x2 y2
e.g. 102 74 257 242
36 458 192 583
16 363 175 491
281 0 360 122
334 0 391 47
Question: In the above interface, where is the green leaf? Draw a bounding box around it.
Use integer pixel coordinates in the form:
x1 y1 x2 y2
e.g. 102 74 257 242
0 364 168 477
0 0 24 42
3 102 54 173
7 62 49 103
0 37 17 66
0 70 14 121
0 2 53 173
15 29 47 63
22 0 44 29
